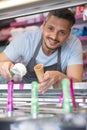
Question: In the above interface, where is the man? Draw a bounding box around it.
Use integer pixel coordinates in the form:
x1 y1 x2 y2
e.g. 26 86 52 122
0 8 83 93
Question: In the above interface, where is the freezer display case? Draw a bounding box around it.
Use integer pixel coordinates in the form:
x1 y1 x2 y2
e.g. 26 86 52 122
0 82 87 130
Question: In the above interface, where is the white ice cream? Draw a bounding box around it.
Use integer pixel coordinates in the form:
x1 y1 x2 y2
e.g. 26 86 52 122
10 63 27 78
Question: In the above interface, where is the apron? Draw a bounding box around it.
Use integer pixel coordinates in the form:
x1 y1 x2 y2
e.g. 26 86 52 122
22 38 62 83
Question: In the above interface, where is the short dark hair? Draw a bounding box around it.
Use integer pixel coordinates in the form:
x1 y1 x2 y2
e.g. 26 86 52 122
47 8 75 27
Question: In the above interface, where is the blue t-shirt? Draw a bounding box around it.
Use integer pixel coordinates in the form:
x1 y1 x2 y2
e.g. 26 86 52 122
4 27 83 73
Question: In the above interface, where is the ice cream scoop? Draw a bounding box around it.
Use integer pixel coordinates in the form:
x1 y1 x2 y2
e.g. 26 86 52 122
34 64 44 82
10 63 27 82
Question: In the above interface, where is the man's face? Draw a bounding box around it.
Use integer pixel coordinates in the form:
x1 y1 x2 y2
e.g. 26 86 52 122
42 15 71 51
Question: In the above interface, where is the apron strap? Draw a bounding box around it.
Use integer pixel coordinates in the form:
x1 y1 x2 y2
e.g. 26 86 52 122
57 47 62 71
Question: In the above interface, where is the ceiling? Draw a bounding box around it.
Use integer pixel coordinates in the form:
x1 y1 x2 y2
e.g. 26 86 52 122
0 0 87 20
0 0 40 9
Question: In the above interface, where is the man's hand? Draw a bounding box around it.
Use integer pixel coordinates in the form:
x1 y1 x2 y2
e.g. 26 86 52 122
0 61 14 80
38 71 64 94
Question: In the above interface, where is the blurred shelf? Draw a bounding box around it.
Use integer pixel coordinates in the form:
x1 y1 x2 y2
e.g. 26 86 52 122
83 60 87 64
75 13 83 19
10 19 44 27
78 36 87 41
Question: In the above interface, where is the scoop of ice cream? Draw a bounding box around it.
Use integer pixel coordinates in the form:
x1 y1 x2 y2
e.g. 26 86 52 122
10 63 27 78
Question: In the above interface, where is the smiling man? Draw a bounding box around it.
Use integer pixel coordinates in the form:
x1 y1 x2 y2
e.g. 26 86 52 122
0 8 83 93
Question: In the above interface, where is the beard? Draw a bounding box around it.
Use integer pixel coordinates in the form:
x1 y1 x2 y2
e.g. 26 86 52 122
44 37 60 50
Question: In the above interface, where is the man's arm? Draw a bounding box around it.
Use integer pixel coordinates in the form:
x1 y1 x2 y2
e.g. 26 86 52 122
0 52 14 79
67 64 83 82
0 52 11 61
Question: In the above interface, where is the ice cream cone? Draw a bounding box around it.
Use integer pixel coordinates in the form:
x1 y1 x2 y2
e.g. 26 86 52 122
34 64 44 82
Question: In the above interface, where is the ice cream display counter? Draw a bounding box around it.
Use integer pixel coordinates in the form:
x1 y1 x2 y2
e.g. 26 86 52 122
0 82 87 130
